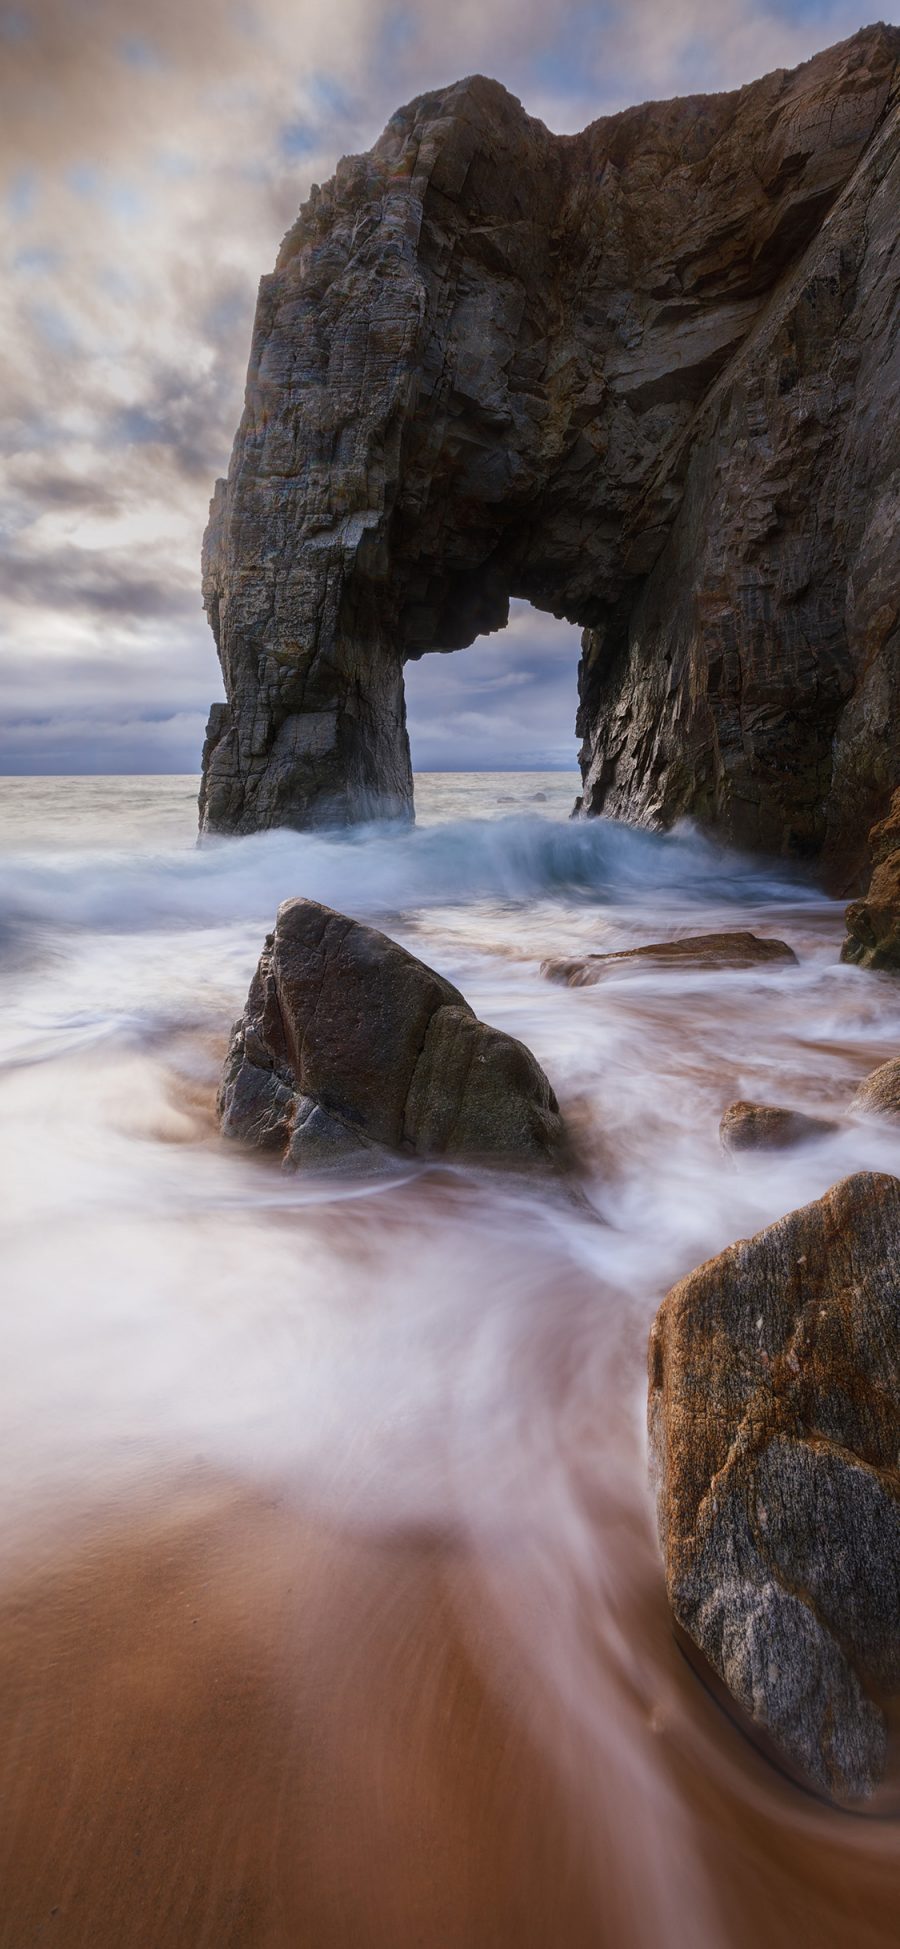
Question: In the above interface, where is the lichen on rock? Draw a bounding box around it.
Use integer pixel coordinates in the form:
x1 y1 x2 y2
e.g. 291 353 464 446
648 1172 900 1802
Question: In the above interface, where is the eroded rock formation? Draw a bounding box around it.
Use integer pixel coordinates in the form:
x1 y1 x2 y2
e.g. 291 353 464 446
219 898 566 1171
200 27 900 866
648 1171 900 1802
843 788 900 967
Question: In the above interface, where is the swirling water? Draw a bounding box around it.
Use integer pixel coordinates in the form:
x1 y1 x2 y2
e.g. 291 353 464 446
1 772 898 1947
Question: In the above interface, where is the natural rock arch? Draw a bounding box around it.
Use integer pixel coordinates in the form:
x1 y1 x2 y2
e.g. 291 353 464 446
200 26 900 875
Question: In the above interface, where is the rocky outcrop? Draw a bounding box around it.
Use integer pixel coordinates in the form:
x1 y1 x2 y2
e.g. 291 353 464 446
579 33 900 876
200 28 899 865
542 931 796 986
719 1100 837 1152
851 1055 900 1119
843 789 900 968
219 898 565 1170
648 1172 900 1802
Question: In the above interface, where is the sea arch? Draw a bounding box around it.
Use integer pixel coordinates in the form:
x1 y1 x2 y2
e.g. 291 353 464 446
199 36 900 869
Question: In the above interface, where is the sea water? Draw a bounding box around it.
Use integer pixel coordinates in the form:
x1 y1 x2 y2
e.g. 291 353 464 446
1 773 898 1946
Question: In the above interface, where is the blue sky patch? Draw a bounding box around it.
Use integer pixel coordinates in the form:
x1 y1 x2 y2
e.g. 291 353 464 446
119 35 165 71
8 169 37 220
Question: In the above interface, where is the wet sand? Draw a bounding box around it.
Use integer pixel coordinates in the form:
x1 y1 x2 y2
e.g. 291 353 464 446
2 1480 898 1949
0 1484 604 1948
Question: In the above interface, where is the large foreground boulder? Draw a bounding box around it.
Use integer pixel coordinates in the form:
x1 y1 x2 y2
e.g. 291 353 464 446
648 1173 900 1802
843 790 900 971
219 899 565 1172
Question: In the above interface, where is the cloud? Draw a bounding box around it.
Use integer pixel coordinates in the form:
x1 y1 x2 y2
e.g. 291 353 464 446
0 0 894 772
405 602 583 769
0 625 219 772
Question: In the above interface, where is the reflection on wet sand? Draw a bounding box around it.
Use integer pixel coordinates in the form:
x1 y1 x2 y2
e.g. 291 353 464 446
2 1482 898 1949
0 1486 603 1948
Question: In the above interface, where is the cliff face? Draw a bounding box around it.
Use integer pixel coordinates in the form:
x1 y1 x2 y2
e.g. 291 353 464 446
200 27 900 864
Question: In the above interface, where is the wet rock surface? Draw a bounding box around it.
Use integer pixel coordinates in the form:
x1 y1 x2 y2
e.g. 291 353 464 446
219 898 566 1172
200 29 900 866
851 1056 900 1121
648 1172 900 1802
542 932 797 987
719 1101 838 1153
843 790 900 970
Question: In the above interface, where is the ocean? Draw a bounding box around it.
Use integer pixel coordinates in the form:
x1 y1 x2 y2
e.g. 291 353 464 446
1 772 898 1947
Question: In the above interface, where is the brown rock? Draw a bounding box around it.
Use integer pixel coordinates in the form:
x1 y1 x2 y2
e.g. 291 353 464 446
542 931 797 987
843 789 900 970
850 1056 900 1120
719 1100 838 1152
219 898 565 1171
199 29 900 867
648 1172 900 1802
868 791 900 868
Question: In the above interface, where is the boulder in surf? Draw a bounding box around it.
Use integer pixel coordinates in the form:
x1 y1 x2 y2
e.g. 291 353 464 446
648 1172 900 1803
850 1057 900 1121
219 898 566 1173
543 932 797 987
719 1101 838 1153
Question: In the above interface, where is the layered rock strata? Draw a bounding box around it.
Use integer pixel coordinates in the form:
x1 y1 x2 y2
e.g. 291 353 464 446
219 898 565 1170
648 1171 900 1802
200 28 900 868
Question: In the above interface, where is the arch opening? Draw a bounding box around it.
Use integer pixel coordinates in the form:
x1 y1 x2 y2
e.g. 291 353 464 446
402 600 583 786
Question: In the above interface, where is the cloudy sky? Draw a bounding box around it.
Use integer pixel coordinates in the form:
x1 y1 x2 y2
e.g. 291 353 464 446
1 0 894 774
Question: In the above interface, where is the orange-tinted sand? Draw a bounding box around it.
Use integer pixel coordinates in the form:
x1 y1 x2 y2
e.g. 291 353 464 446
2 1481 898 1949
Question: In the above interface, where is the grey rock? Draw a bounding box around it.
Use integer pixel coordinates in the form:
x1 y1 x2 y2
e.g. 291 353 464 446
648 1171 900 1801
219 898 566 1172
199 28 900 874
219 1021 296 1150
697 1568 886 1800
285 1097 391 1174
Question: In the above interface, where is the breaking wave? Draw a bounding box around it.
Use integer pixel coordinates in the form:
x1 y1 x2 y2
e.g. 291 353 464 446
0 811 820 941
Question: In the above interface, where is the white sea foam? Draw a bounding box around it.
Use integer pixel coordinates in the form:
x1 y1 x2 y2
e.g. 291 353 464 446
1 773 898 1942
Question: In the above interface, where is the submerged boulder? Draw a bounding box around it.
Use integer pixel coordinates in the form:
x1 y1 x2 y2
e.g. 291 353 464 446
219 899 566 1172
543 932 797 987
850 1056 900 1121
843 790 900 972
719 1100 838 1153
648 1172 900 1802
